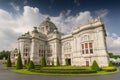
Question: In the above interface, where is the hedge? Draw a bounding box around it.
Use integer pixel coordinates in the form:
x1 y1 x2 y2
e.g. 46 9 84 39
102 67 117 72
30 69 97 74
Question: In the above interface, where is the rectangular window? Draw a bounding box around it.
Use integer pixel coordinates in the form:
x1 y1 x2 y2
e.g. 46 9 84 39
26 49 28 52
90 49 93 53
89 43 92 48
26 53 27 56
82 44 84 49
85 43 88 48
82 50 84 54
39 50 41 53
86 49 88 54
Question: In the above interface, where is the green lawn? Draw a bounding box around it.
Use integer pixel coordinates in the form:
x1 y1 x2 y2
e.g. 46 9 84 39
12 68 119 76
12 66 119 76
12 69 40 74
41 66 91 70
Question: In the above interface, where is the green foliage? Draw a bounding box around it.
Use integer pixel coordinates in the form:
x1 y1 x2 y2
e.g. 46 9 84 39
91 60 100 71
41 53 46 67
109 61 114 67
41 66 90 70
6 53 12 67
0 50 11 60
27 57 30 65
28 61 35 70
102 67 117 72
31 69 97 74
65 59 69 66
16 51 23 69
52 59 54 66
25 57 30 68
56 56 60 66
108 53 120 59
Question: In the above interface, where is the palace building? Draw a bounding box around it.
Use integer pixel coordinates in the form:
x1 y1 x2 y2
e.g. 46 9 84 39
11 17 109 67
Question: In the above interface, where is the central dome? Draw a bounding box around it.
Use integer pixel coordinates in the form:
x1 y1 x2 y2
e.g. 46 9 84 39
38 17 57 34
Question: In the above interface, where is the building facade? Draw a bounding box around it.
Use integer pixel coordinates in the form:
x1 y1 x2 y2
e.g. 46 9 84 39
11 17 109 67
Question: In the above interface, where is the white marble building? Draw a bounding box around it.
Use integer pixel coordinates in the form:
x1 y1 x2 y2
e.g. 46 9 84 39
11 17 109 67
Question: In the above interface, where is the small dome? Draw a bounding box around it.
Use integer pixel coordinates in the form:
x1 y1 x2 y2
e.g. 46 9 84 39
38 17 57 30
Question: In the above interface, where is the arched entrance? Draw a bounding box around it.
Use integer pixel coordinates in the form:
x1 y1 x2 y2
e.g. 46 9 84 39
24 60 27 65
65 58 71 65
86 61 89 66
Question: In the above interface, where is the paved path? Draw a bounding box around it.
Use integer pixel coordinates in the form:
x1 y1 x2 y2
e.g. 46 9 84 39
0 64 120 80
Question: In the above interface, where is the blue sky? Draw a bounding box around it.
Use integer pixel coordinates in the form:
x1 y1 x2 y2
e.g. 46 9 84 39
0 0 120 54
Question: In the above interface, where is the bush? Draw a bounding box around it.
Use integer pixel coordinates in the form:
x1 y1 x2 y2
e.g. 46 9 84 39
25 57 30 68
30 69 97 74
41 53 46 67
109 61 114 67
6 53 12 67
102 67 117 72
16 51 23 69
91 60 100 71
28 61 35 70
66 59 69 66
56 56 60 66
52 59 54 66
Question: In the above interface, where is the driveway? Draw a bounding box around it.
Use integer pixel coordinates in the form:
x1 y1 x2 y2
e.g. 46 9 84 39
0 63 120 80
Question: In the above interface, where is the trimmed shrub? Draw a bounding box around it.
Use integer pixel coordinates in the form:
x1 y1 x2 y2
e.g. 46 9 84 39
66 59 69 66
30 69 97 74
57 56 60 66
6 53 12 67
26 57 30 68
41 53 46 67
16 51 23 69
27 57 30 65
109 61 114 67
52 59 54 66
91 60 100 71
102 67 117 72
28 61 35 70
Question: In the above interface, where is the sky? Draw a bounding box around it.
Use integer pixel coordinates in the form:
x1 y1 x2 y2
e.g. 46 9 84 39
0 0 120 54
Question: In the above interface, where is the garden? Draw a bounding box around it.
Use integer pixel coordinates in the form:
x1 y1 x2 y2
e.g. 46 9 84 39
6 52 119 76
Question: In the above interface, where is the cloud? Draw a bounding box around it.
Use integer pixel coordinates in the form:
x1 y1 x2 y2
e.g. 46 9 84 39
107 33 120 54
95 9 109 18
10 2 20 11
0 6 93 51
51 11 92 33
1 6 119 55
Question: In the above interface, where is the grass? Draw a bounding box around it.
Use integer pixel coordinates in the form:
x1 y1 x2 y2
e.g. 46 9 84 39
12 68 119 76
12 66 119 76
12 69 40 74
41 66 91 70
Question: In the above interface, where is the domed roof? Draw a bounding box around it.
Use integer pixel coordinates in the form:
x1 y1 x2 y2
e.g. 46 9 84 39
38 17 57 29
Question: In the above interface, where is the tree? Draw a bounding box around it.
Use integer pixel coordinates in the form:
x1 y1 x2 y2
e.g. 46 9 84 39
28 61 35 70
109 61 114 67
6 53 11 67
56 56 60 66
91 60 100 71
0 50 11 60
27 56 30 65
41 53 46 67
66 59 69 66
26 56 30 68
16 51 23 69
52 58 54 66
